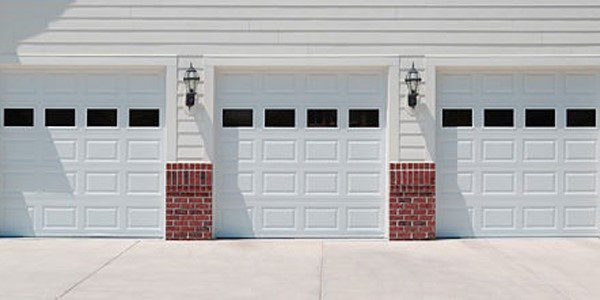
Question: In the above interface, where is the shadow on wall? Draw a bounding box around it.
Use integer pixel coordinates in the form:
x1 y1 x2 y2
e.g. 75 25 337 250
408 90 474 237
196 92 253 238
0 0 74 56
1 125 74 236
188 98 215 162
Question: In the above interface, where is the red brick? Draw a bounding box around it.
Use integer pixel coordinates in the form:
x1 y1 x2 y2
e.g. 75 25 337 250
389 162 436 241
166 163 213 241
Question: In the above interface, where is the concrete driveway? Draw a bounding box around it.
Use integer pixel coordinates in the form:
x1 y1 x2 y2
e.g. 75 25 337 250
0 238 599 299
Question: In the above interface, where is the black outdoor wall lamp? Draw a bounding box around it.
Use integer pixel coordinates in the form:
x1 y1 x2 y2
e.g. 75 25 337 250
404 62 422 108
183 63 200 108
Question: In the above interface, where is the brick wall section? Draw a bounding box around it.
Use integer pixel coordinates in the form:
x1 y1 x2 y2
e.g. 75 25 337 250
389 162 436 240
166 163 213 240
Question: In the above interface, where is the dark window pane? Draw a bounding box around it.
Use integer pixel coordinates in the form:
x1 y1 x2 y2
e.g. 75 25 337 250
442 109 472 127
526 109 555 127
87 109 117 127
567 109 596 127
223 109 253 127
484 109 514 127
4 108 34 127
129 109 160 127
265 109 295 128
307 109 337 128
349 109 379 128
45 109 75 127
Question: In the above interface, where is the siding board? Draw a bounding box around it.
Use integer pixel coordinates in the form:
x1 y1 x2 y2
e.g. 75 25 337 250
45 19 600 33
51 6 600 20
6 2 600 55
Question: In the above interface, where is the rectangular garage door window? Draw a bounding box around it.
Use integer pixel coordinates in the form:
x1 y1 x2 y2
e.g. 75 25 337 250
45 109 75 127
484 109 514 127
442 109 472 127
349 109 379 128
307 109 337 127
525 109 555 127
87 109 117 127
223 109 253 127
3 108 34 127
265 109 295 128
129 109 160 127
567 109 596 127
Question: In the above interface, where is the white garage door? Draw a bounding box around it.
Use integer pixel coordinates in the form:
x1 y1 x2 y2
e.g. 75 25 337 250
215 71 386 238
437 71 600 237
0 69 165 237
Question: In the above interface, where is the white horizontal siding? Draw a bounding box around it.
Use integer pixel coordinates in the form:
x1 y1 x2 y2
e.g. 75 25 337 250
44 19 600 32
4 1 600 55
399 58 434 162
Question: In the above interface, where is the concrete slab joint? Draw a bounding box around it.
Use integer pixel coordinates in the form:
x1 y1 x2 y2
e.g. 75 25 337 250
389 162 436 240
166 163 213 240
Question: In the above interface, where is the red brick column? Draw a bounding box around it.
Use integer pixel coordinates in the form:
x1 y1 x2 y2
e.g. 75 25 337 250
389 163 436 240
166 163 213 240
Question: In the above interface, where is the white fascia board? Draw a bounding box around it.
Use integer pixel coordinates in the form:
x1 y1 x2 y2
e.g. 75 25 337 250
203 54 400 68
0 54 178 67
426 54 600 70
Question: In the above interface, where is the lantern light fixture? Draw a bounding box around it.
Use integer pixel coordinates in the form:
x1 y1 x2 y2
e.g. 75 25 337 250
404 62 422 108
183 63 200 108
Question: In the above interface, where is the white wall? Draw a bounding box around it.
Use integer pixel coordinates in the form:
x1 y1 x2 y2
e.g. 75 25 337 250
399 57 434 161
3 0 600 56
175 57 209 161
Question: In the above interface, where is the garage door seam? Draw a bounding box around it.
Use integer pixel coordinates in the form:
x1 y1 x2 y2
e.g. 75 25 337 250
55 240 140 299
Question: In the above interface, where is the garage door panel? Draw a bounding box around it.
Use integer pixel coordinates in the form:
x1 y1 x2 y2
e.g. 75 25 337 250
262 140 297 162
523 139 558 161
2 139 40 161
217 207 255 237
438 70 600 237
564 172 597 194
262 172 297 195
564 139 597 161
85 140 120 161
216 71 385 238
563 207 597 229
481 207 516 230
2 171 38 193
305 140 339 162
43 139 79 162
84 207 120 229
564 73 598 94
127 140 162 162
126 207 161 230
346 207 383 231
437 206 476 237
522 207 558 229
221 172 255 195
304 172 339 195
42 206 78 230
40 172 78 193
523 172 558 194
126 172 162 195
261 207 297 230
439 171 475 194
0 70 164 237
0 205 35 236
347 172 382 195
347 140 382 162
305 74 338 93
481 140 516 162
304 207 340 230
